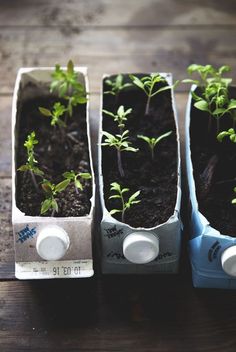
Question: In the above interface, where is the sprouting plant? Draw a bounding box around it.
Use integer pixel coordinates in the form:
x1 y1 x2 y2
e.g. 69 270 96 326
138 131 172 160
183 64 232 87
109 182 141 223
39 102 67 127
102 130 138 177
104 74 132 101
183 64 234 133
232 187 236 205
129 73 178 115
40 178 70 216
63 170 91 194
18 131 44 191
50 60 87 117
102 105 132 132
217 128 236 143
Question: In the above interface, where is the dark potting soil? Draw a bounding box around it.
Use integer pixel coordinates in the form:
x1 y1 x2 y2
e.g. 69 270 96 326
190 87 236 236
16 93 92 217
102 75 178 228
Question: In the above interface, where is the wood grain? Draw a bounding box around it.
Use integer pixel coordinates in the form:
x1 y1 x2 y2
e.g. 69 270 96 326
0 28 236 94
0 0 236 27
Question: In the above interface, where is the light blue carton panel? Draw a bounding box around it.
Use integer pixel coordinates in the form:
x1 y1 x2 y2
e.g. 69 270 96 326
99 73 182 274
186 85 236 289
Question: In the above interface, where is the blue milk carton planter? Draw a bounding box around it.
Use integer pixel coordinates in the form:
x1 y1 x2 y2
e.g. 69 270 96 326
186 85 236 289
12 67 95 280
98 73 182 274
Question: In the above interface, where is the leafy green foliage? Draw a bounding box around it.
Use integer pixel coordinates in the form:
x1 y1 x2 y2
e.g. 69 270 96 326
104 74 132 96
138 131 172 159
102 105 132 130
63 170 91 194
109 182 141 222
39 102 67 127
18 132 44 190
183 64 235 133
40 179 70 215
217 128 236 143
102 130 138 177
129 73 178 115
50 60 87 117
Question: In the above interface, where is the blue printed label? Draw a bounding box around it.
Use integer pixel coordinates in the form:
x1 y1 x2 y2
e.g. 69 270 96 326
17 225 37 243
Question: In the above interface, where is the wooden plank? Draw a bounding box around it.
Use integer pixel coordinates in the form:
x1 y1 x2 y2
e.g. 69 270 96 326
0 97 12 177
0 179 14 279
0 276 236 351
1 28 236 94
0 0 236 27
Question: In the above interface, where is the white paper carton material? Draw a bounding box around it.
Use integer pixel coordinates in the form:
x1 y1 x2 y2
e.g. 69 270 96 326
98 73 182 274
12 67 95 280
186 85 236 289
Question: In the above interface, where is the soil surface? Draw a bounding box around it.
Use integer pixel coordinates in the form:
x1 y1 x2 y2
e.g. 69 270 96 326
102 74 178 228
16 91 92 217
190 87 236 236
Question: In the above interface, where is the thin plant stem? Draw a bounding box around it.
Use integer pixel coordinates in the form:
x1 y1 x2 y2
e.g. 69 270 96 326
51 209 55 217
75 184 79 194
145 95 151 115
30 170 39 191
117 149 125 177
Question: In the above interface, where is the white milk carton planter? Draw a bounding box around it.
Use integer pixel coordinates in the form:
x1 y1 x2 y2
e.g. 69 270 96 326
186 85 236 289
12 67 95 280
98 73 182 274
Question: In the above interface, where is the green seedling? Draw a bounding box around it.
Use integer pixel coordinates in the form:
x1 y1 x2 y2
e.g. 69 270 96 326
39 102 67 127
232 187 236 205
102 105 132 132
50 60 87 117
104 74 132 103
102 130 138 177
40 178 70 216
63 170 91 194
109 182 141 223
183 64 233 133
18 131 44 191
217 128 236 143
183 64 232 87
129 73 178 115
138 131 172 160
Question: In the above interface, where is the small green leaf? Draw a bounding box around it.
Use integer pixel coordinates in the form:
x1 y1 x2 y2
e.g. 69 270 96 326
41 199 52 214
17 164 29 172
55 179 70 192
75 179 83 190
110 209 122 215
39 107 52 117
79 173 92 179
194 100 209 112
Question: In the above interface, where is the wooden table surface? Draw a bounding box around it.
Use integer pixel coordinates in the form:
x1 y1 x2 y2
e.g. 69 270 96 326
1 1 236 351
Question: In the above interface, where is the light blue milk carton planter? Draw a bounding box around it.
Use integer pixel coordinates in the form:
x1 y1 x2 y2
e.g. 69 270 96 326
186 85 236 289
12 67 95 279
99 73 182 274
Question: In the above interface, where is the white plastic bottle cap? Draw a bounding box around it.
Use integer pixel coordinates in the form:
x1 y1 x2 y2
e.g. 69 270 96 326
36 225 70 261
123 232 159 264
221 245 236 277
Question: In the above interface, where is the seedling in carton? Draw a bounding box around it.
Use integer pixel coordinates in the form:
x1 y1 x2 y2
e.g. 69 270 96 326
104 74 132 103
138 131 172 160
39 102 67 127
63 170 91 194
50 60 87 117
109 182 141 223
102 105 132 132
183 64 235 133
102 130 138 177
18 131 44 191
41 178 70 216
130 73 178 115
